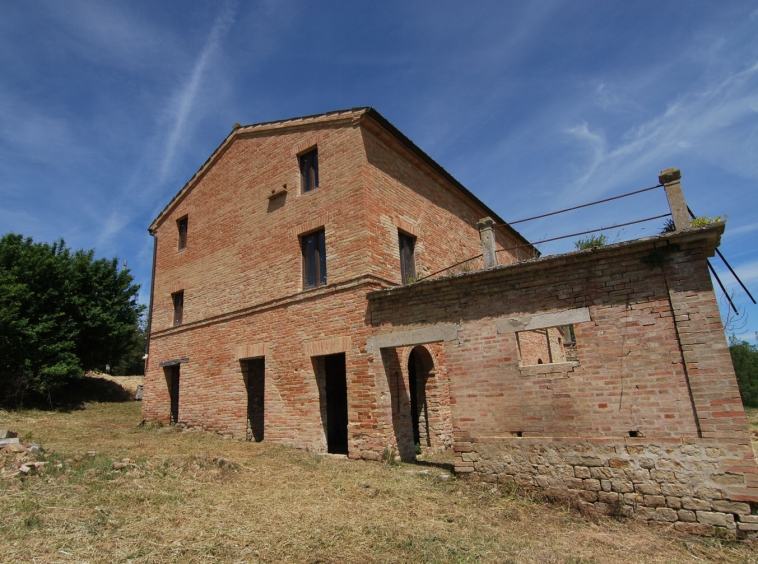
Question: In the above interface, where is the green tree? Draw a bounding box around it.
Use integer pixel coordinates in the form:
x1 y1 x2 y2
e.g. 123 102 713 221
0 234 144 405
729 334 758 407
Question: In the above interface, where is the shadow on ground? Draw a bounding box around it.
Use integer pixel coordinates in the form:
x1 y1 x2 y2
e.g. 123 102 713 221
3 375 136 412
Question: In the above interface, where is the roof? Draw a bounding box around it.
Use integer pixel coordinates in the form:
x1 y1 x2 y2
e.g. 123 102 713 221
148 107 532 249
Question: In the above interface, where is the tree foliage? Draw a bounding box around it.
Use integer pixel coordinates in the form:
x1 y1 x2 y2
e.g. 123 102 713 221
730 334 758 407
0 233 144 405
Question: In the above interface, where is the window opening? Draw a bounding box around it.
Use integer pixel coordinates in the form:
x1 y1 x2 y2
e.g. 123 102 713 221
517 324 577 365
172 291 184 326
177 216 188 250
299 148 319 193
398 231 416 284
301 229 326 288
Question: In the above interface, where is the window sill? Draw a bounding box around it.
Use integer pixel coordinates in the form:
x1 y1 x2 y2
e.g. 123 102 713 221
519 361 579 377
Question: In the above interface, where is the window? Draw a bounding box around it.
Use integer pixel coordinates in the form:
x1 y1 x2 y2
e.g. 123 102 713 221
299 148 319 193
177 216 188 250
172 291 184 326
517 324 577 365
398 231 416 284
301 229 326 288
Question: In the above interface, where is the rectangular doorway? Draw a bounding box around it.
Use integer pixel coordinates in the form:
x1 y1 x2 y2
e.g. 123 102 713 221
242 358 265 442
168 365 180 424
324 353 348 454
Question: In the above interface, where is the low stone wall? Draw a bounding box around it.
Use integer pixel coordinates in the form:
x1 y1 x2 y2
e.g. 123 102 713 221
454 434 758 537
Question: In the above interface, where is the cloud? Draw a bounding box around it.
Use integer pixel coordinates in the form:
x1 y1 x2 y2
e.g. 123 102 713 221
159 1 238 181
567 59 758 196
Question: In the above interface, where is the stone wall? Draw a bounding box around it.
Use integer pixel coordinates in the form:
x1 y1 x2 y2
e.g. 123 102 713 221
455 432 758 536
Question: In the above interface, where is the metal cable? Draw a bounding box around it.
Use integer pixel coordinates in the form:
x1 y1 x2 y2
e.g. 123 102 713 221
416 213 671 282
501 184 664 226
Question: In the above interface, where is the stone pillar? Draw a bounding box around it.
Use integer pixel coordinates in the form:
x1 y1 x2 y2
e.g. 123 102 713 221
659 167 691 231
478 217 498 269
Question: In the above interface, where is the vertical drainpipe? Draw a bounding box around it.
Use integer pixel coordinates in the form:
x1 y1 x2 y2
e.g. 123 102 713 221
144 230 158 375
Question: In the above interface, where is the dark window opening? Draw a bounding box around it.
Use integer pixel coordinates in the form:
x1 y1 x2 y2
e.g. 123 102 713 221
398 231 416 284
242 358 265 442
300 148 319 193
172 291 184 326
301 229 326 288
177 216 188 250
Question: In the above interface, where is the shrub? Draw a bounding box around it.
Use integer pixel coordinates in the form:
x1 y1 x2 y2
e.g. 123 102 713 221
574 234 608 250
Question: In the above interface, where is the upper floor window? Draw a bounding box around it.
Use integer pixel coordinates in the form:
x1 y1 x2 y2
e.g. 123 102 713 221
398 231 416 284
177 216 188 250
301 229 326 288
172 291 184 326
300 148 319 193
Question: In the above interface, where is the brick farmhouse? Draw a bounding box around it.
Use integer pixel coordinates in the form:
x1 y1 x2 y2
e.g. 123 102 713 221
143 108 758 535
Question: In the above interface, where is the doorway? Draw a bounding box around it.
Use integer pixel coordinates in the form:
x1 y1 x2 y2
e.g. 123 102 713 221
167 365 180 424
242 358 265 442
408 347 432 449
324 353 348 454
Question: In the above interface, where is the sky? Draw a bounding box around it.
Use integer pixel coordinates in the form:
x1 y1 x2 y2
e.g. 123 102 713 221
1 1 757 342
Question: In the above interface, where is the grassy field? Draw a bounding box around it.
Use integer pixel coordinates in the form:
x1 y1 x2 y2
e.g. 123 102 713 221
2 388 758 563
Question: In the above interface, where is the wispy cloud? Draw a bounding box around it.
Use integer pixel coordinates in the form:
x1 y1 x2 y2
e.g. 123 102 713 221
159 1 238 181
567 59 758 196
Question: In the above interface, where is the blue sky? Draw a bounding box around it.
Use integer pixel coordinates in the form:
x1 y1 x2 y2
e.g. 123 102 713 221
1 1 757 341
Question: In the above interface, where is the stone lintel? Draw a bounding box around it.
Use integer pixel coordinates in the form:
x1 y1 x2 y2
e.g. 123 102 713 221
496 307 591 334
369 324 458 350
158 357 189 368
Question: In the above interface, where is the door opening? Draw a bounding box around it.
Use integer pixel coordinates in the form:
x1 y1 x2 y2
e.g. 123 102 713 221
242 358 265 442
168 365 180 424
408 347 432 449
324 353 348 454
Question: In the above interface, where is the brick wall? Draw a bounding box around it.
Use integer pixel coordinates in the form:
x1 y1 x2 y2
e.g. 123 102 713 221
368 225 758 535
144 109 518 459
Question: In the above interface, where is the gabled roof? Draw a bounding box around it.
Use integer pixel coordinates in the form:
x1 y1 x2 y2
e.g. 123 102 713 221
148 107 531 249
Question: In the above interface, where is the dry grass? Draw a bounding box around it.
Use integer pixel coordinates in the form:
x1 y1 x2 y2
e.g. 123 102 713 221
1 399 758 563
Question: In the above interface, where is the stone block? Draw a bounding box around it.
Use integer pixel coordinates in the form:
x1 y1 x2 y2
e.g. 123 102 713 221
737 523 758 532
681 497 711 511
600 479 611 492
580 455 604 467
598 491 619 504
590 467 614 480
677 509 697 523
574 466 591 479
639 457 656 469
635 482 661 495
711 500 750 515
643 495 666 508
655 507 679 522
666 496 682 510
611 480 634 493
738 515 758 523
583 479 601 491
696 511 735 527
